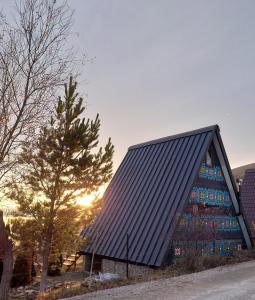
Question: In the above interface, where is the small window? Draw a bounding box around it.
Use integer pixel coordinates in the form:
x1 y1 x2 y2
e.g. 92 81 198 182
206 150 212 166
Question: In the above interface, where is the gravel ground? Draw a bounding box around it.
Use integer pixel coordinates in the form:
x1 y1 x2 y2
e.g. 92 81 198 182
62 260 255 300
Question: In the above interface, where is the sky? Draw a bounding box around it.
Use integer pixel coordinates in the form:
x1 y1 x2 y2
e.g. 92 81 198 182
2 0 255 171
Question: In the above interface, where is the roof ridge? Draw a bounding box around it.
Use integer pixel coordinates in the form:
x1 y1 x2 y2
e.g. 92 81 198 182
128 124 219 150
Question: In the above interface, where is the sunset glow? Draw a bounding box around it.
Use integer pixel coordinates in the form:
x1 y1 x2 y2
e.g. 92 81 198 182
76 186 106 207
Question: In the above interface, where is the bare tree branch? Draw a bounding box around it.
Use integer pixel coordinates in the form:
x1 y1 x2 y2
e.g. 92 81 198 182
0 0 79 181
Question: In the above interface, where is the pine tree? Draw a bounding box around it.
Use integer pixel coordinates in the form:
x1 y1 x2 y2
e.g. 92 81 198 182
10 217 38 286
9 77 114 292
10 199 96 280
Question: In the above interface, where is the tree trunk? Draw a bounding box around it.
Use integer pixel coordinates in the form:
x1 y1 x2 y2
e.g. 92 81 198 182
39 223 53 293
0 239 13 300
39 243 49 293
26 253 33 285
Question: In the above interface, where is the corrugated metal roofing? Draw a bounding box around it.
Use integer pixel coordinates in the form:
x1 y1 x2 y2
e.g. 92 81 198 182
241 169 255 238
82 125 221 267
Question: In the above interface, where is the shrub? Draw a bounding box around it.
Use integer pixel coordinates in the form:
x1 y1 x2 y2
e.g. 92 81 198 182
47 255 63 276
183 248 201 272
201 254 232 269
47 261 61 276
11 255 32 287
31 262 36 277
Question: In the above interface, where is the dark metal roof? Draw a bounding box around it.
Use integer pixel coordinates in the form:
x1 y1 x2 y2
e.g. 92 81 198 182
81 125 242 267
241 169 255 238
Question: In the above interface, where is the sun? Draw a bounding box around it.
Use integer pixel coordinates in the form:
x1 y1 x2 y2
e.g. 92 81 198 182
76 186 106 207
77 193 96 207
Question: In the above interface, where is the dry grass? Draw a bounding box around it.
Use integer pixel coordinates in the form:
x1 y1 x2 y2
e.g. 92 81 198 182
40 278 138 300
35 248 255 300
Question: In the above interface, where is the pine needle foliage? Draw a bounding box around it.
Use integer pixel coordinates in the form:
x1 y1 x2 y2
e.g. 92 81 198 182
20 77 114 202
8 77 114 291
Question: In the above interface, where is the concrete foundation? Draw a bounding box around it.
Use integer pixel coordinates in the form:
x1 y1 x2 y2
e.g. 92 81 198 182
83 255 155 278
102 258 154 278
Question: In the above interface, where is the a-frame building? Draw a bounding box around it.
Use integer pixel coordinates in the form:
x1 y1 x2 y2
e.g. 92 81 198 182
81 125 251 275
240 169 255 241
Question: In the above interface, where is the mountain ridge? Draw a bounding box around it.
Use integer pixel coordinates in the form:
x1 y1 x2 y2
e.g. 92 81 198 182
232 163 255 179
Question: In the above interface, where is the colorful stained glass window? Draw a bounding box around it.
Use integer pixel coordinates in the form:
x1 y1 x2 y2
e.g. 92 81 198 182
189 187 232 207
172 145 243 260
178 214 240 232
199 163 224 181
175 248 181 256
172 240 243 258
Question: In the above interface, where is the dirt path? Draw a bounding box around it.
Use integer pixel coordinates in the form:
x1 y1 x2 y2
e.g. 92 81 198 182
62 260 255 300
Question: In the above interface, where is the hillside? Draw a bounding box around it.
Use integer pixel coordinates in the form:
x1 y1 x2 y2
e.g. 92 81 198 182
232 163 255 179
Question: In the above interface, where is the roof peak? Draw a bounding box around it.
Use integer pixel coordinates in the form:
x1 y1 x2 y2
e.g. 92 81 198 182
128 124 219 150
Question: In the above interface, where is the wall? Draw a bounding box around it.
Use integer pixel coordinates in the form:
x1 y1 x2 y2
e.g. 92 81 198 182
83 255 91 273
240 169 255 238
172 144 243 258
84 254 154 278
102 258 154 278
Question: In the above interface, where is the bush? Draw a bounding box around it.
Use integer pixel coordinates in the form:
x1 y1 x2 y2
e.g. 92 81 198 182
201 254 233 269
182 248 201 272
232 249 255 262
11 255 32 287
47 261 61 276
47 255 63 276
31 262 36 277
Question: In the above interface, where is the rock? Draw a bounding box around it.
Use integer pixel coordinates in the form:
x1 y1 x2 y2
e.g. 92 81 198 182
32 281 40 288
25 289 37 295
12 292 26 298
81 277 98 288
